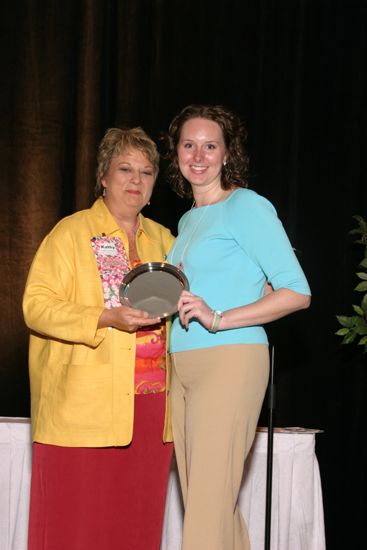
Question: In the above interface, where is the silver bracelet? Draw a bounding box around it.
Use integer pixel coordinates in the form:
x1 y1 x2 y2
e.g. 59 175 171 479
209 310 223 333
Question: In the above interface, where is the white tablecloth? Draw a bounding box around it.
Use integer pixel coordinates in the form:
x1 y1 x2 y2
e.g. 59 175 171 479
0 418 32 550
0 419 325 550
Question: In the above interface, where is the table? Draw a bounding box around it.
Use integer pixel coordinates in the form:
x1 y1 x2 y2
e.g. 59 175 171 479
0 419 325 550
0 418 32 550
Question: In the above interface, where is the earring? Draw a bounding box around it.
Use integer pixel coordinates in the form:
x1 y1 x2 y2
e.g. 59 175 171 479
102 187 106 197
223 160 227 166
147 201 151 206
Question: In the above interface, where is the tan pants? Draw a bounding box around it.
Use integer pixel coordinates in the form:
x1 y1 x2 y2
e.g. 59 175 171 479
170 344 269 550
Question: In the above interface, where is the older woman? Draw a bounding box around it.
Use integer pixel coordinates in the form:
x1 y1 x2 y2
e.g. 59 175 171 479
23 127 174 550
165 104 311 550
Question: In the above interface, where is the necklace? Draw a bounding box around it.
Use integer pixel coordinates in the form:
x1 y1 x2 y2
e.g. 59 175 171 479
170 187 235 270
169 201 210 270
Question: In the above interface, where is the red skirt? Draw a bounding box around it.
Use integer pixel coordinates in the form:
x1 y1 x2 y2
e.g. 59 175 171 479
28 392 173 550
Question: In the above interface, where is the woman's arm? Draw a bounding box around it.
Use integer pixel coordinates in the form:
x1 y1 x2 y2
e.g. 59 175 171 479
23 232 106 347
178 288 310 331
218 288 310 330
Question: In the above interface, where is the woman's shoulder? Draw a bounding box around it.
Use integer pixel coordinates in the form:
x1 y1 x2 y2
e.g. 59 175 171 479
41 204 99 246
49 207 92 234
227 187 277 214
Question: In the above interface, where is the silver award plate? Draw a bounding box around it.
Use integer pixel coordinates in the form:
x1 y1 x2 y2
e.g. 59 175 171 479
119 262 189 318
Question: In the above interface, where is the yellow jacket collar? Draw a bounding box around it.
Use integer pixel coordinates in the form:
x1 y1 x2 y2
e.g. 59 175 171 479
91 197 151 238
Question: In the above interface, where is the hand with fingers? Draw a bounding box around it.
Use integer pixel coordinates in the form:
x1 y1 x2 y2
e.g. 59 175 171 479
98 305 160 333
178 290 216 331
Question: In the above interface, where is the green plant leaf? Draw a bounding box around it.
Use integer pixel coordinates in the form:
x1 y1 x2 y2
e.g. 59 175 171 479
352 214 367 230
352 304 364 316
342 331 357 344
355 317 367 335
336 315 358 328
352 215 363 223
336 215 367 353
355 281 367 292
335 328 350 336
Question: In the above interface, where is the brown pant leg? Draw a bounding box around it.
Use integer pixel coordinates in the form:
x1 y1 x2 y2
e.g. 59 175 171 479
171 344 269 550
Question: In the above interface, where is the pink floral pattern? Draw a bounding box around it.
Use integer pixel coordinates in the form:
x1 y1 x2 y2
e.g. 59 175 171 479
91 236 167 395
91 236 129 309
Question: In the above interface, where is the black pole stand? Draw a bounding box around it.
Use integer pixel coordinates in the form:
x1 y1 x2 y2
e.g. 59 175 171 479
264 346 276 550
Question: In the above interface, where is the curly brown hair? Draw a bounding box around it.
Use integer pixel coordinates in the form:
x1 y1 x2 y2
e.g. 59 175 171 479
165 104 250 198
95 127 160 197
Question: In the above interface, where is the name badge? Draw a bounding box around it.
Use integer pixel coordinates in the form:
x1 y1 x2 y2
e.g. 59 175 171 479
91 235 130 308
99 242 118 256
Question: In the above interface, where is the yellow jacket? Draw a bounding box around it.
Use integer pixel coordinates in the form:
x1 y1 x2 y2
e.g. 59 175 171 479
23 198 175 447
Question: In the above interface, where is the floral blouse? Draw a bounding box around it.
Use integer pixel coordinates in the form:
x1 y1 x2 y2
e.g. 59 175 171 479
91 235 167 395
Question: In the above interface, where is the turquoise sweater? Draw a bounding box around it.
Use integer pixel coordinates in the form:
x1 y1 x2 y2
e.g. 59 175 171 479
168 188 311 352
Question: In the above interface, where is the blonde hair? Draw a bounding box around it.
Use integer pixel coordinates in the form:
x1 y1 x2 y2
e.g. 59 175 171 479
95 127 160 196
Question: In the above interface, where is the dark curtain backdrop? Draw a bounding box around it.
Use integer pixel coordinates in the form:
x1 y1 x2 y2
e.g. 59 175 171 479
1 1 366 548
